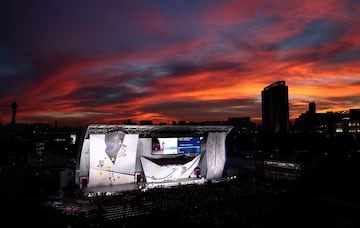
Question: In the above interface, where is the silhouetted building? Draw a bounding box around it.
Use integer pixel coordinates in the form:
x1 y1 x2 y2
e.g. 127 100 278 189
227 117 251 126
139 120 153 125
261 81 289 133
308 102 316 114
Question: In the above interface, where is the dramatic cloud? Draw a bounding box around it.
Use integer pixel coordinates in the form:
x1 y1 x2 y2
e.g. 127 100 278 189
0 0 359 126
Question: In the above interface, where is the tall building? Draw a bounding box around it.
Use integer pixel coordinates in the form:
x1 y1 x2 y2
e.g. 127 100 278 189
261 81 289 133
308 102 316 114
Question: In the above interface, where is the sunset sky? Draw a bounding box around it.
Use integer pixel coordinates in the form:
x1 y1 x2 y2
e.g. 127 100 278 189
1 0 360 127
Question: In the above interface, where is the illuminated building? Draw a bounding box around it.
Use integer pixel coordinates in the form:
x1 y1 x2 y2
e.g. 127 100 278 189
263 158 302 180
75 124 233 193
294 106 360 134
261 81 289 133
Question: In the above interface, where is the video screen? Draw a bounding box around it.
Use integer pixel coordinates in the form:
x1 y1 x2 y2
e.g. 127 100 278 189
152 137 201 155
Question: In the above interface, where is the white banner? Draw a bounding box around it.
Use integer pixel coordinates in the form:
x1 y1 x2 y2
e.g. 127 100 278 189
206 132 227 179
88 132 139 187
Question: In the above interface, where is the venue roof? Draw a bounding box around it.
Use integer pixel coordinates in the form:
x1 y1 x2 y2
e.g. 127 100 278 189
83 124 233 138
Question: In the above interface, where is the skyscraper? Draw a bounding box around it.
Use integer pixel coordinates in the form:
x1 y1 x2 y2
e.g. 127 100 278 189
308 102 316 114
261 81 289 133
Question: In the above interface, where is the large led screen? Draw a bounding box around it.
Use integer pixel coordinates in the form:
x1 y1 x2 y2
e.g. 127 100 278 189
88 131 139 187
178 137 201 154
152 137 201 155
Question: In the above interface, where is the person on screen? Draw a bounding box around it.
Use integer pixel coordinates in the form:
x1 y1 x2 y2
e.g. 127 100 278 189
160 141 166 151
152 137 162 152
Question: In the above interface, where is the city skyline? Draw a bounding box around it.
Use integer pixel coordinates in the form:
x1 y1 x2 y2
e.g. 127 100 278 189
1 0 360 127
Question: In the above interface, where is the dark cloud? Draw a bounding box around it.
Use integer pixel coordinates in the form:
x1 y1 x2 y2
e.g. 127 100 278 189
277 18 350 50
328 46 360 63
324 96 360 104
0 49 34 95
162 60 243 77
64 84 151 108
139 98 261 121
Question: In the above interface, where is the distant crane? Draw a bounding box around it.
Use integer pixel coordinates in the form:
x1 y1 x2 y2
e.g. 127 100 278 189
0 102 19 125
11 102 18 125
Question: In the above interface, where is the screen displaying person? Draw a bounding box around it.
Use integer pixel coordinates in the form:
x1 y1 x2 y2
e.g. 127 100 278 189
152 137 162 152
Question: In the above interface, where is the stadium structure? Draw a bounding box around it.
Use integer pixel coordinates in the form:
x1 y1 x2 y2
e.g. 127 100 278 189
75 124 233 195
